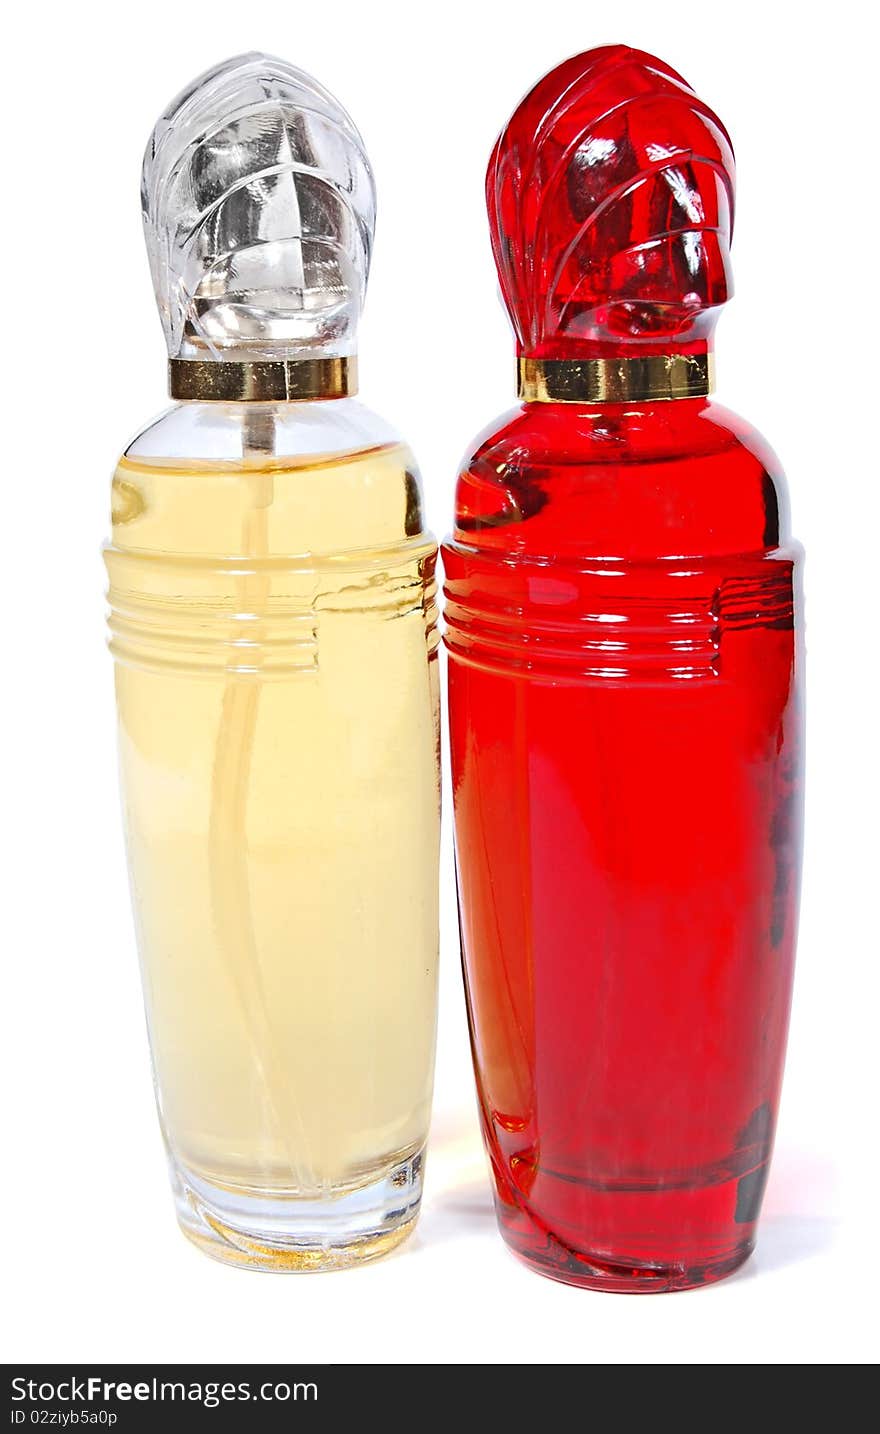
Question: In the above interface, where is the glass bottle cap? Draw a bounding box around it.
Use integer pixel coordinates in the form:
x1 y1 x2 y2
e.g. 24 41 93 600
487 46 735 366
142 53 375 370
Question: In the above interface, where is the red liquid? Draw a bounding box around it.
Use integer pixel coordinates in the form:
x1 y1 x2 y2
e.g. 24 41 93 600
443 397 803 1291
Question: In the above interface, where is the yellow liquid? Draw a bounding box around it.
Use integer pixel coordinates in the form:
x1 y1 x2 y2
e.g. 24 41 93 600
106 440 440 1202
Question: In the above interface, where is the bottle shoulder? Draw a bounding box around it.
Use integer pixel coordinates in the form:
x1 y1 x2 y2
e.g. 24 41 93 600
450 398 793 561
111 401 431 559
459 398 783 476
124 398 413 468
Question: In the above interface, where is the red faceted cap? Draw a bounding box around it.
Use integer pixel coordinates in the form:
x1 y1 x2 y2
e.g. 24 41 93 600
487 46 735 361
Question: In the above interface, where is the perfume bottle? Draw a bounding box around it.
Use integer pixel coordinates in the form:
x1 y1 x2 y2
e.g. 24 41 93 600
105 54 440 1270
443 47 803 1291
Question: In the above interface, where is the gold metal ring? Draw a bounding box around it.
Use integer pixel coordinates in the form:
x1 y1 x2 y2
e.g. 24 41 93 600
169 356 357 401
517 354 713 404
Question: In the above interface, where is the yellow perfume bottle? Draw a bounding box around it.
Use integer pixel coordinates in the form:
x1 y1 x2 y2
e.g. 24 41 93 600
105 54 440 1269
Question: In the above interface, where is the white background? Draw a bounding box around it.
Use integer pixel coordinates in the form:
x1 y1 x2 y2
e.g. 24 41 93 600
3 0 877 1366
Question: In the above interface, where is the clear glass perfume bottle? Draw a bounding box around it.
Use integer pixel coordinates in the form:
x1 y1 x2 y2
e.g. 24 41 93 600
105 54 440 1270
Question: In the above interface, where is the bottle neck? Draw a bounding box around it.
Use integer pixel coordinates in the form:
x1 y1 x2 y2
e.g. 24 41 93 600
517 352 713 405
168 355 357 403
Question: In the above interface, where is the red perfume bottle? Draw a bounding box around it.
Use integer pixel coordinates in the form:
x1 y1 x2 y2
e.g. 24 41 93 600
443 47 804 1291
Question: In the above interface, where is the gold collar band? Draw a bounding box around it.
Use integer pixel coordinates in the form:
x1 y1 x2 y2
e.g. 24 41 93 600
518 353 713 404
169 355 357 402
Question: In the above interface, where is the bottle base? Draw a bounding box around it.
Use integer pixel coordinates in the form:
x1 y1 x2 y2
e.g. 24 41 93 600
500 1221 754 1293
171 1147 424 1272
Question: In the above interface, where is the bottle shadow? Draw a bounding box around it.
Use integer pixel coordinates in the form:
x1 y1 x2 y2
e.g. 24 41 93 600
734 1145 840 1279
745 1213 838 1276
411 1110 495 1249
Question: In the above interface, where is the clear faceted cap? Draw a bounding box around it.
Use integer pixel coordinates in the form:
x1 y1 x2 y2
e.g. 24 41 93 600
142 53 376 362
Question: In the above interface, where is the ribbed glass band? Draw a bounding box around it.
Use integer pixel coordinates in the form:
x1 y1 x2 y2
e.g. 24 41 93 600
518 354 713 404
169 356 357 402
